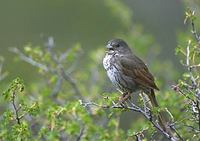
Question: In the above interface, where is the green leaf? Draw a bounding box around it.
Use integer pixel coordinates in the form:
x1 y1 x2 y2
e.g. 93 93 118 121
2 77 25 101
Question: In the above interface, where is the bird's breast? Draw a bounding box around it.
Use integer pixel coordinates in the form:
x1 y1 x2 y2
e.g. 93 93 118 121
103 53 120 70
103 54 113 70
103 54 121 85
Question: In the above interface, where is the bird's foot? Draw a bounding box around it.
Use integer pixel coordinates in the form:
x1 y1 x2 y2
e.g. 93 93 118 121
118 92 131 107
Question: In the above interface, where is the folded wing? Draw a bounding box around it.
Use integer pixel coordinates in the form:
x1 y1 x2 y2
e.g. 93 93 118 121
119 55 159 91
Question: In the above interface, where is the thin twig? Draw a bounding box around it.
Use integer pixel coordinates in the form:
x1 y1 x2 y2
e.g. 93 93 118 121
183 124 200 133
10 47 49 72
51 76 63 98
76 126 85 141
191 17 200 43
12 92 21 125
60 68 82 99
180 90 195 104
169 125 184 141
186 40 197 88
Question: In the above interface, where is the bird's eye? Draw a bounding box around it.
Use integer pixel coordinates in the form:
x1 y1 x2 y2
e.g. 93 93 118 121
116 44 120 47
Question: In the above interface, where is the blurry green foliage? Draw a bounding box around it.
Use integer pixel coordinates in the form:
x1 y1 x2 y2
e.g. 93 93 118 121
0 77 39 141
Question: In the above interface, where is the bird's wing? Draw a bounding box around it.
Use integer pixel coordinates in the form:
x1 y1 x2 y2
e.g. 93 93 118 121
119 55 159 90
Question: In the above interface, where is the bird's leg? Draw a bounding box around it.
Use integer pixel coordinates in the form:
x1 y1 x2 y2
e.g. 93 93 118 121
118 92 131 105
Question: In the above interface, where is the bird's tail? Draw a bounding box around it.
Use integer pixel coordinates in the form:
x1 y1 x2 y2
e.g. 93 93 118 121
148 89 173 135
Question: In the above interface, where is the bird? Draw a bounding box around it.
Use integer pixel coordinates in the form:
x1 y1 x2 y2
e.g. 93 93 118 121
103 38 168 132
103 38 159 105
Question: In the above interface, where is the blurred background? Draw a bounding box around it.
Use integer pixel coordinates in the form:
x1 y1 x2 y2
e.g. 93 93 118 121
0 0 185 82
0 0 199 139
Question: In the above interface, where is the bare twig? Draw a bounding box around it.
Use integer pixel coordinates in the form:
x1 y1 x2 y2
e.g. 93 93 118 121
12 92 21 125
191 16 200 43
183 124 200 133
178 88 196 104
10 47 49 72
76 126 85 141
186 40 197 88
169 125 184 141
51 76 63 98
60 68 82 99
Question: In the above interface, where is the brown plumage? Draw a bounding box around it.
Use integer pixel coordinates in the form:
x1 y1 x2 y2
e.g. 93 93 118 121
119 55 159 91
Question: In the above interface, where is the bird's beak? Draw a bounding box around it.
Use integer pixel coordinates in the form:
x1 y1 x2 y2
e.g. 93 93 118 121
106 43 114 51
105 44 113 53
106 43 112 49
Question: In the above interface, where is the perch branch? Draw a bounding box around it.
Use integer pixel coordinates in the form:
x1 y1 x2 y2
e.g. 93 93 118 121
80 100 178 141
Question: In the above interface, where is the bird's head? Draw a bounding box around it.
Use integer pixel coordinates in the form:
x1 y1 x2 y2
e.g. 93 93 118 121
106 39 131 54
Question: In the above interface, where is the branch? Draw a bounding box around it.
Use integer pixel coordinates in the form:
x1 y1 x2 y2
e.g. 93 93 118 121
60 68 83 99
76 126 85 141
80 100 178 141
186 40 197 88
183 124 200 133
12 92 21 125
50 76 63 99
191 16 200 43
9 47 49 72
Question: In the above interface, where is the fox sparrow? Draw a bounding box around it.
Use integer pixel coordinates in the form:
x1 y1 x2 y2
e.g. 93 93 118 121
103 38 159 106
102 39 172 133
